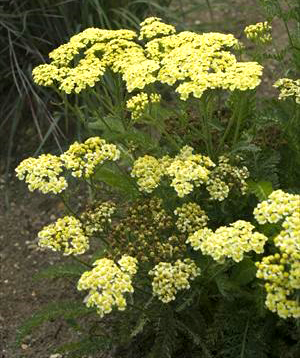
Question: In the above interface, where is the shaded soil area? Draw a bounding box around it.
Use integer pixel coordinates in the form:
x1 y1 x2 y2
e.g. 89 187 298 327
0 179 88 358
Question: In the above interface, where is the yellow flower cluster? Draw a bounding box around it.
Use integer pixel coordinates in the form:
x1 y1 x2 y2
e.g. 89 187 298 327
244 21 272 44
273 78 300 104
206 177 230 201
256 251 300 319
77 256 137 317
132 146 217 197
126 92 161 120
15 154 68 194
167 146 214 197
138 17 176 41
254 190 300 318
49 28 137 66
187 220 268 263
131 146 217 197
253 190 299 224
81 201 116 237
38 216 89 255
61 137 120 178
33 19 263 98
174 202 208 234
149 259 201 303
207 156 249 200
131 155 168 193
146 31 263 100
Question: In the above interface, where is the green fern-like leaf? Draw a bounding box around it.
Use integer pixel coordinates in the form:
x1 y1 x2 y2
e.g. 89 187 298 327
146 307 177 358
16 301 94 346
177 310 212 358
33 263 86 280
209 302 271 358
57 336 112 358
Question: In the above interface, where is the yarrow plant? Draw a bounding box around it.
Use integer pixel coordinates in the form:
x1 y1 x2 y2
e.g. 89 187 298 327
16 16 300 358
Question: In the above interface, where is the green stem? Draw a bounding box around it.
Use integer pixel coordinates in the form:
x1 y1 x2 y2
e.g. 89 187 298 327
217 112 235 154
198 95 214 157
71 254 93 269
275 0 300 51
240 317 250 358
59 193 81 221
127 302 153 318
232 95 246 147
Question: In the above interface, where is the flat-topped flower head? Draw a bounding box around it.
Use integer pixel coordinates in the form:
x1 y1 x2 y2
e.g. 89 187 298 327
187 220 268 263
254 190 300 225
77 256 137 317
81 201 116 237
131 155 167 193
61 137 120 178
15 154 67 194
126 92 161 120
149 259 200 303
207 155 249 201
38 216 89 255
139 17 176 41
244 21 272 44
255 190 300 319
174 202 208 234
131 147 215 197
274 78 300 104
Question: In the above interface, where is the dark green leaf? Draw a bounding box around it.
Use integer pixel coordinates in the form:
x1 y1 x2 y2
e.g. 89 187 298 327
247 180 273 201
231 259 257 286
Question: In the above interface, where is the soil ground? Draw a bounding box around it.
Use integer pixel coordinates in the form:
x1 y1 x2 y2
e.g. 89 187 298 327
0 179 81 358
0 1 290 357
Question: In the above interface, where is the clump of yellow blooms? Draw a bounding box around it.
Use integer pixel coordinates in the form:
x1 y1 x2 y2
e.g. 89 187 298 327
15 154 68 194
253 189 299 224
131 155 169 193
149 259 201 303
187 220 268 263
32 18 263 98
174 202 208 234
244 21 272 44
273 78 300 104
131 146 214 197
166 146 214 197
131 147 249 199
254 190 300 319
150 31 263 100
207 156 249 201
61 137 120 178
126 92 161 120
81 201 116 237
138 17 176 41
77 256 137 317
38 216 89 255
